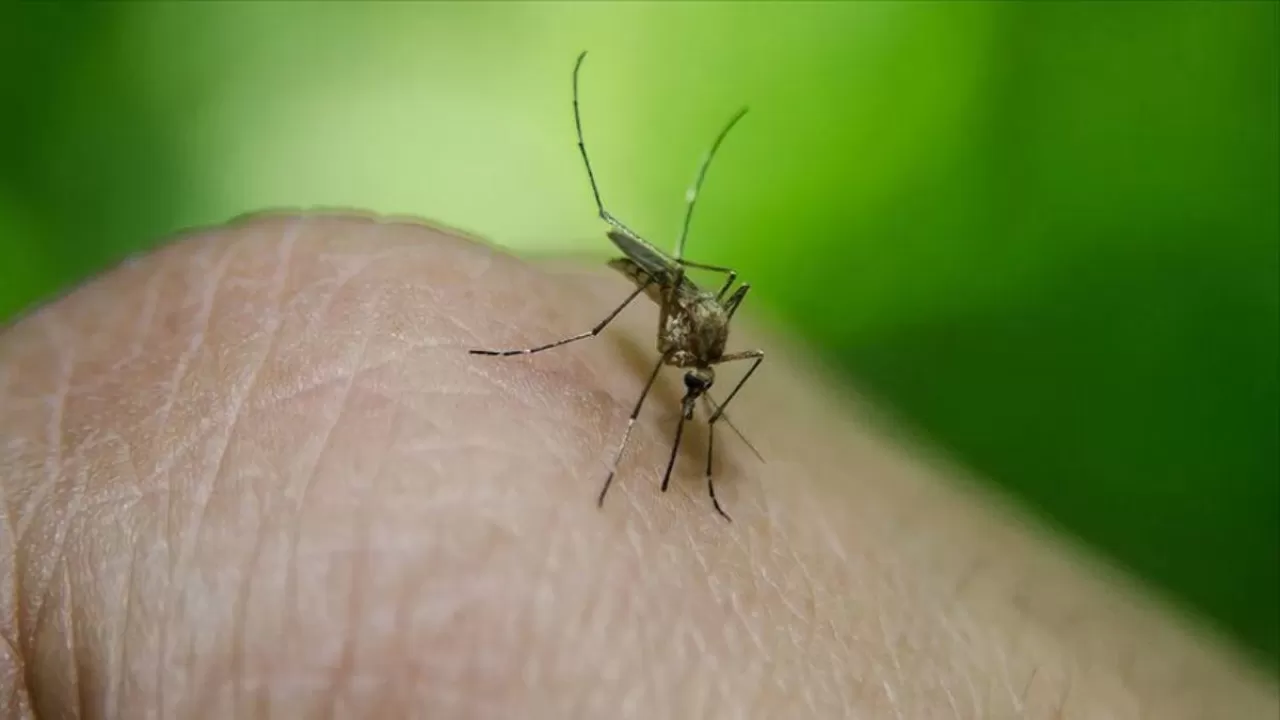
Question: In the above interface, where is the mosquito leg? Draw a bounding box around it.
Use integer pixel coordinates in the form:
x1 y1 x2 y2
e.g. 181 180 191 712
659 411 688 493
707 351 764 424
704 419 731 522
690 351 764 521
572 51 644 241
723 283 752 320
598 354 668 508
716 275 736 302
469 279 650 356
674 106 749 260
676 258 737 299
675 259 734 274
703 393 764 463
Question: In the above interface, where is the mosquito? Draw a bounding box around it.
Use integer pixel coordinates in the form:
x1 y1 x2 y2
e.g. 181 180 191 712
470 50 764 521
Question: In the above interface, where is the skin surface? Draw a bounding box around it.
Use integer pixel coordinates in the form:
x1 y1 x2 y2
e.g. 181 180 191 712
0 212 1276 719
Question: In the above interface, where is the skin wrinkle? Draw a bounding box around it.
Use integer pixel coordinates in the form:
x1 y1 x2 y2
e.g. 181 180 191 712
873 573 907 713
12 313 73 546
54 430 103 716
630 570 667 719
938 609 982 716
326 380 398 719
274 276 385 720
540 521 598 716
255 223 388 717
257 338 437 418
191 221 300 714
941 681 963 720
993 642 1020 714
54 427 131 707
1052 679 1073 720
770 514 837 707
407 531 512 712
291 257 379 357
227 463 266 716
241 223 307 696
170 238 265 715
780 559 820 708
790 546 822 642
152 240 232 481
546 517 602 717
373 227 491 345
40 318 72 477
153 238 238 719
373 560 429 718
63 561 88 719
110 527 139 720
833 440 974 716
24 425 86 713
527 390 591 493
512 508 553 695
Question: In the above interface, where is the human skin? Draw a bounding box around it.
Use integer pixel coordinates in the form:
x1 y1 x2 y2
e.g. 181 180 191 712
0 212 1275 719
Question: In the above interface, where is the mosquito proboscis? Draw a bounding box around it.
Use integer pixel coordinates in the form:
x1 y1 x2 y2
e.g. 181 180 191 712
470 50 764 521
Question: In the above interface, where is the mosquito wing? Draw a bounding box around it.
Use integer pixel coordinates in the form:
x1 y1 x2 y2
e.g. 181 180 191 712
606 229 678 280
604 229 702 303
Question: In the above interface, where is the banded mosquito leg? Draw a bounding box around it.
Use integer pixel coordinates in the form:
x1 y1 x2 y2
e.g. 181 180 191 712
701 350 764 521
598 354 669 508
708 350 764 421
697 392 762 522
469 279 651 356
704 416 731 521
703 393 764 462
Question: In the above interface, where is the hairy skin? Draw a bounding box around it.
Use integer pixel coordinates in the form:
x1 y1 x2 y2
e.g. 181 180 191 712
0 212 1275 719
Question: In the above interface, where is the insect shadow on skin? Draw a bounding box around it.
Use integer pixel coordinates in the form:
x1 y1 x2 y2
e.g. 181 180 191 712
470 50 764 522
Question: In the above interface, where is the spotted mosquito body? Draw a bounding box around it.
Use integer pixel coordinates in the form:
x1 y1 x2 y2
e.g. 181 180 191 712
470 51 763 521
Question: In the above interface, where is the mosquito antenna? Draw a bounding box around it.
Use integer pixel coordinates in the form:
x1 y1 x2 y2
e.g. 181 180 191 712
574 50 645 242
703 394 764 463
572 51 607 215
674 106 749 260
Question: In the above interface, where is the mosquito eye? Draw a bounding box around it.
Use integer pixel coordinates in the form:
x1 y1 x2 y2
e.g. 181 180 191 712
684 373 704 390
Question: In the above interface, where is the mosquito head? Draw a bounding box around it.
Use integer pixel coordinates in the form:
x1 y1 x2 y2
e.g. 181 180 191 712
680 367 715 419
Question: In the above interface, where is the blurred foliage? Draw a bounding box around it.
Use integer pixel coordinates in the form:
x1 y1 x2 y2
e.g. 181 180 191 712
2 2 1276 665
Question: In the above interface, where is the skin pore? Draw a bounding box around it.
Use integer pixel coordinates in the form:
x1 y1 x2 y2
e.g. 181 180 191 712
0 212 1275 718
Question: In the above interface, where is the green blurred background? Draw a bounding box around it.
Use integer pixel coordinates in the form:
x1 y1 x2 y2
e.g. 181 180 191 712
2 2 1276 666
